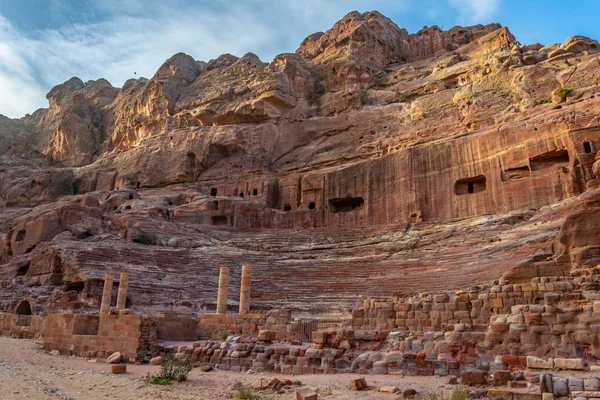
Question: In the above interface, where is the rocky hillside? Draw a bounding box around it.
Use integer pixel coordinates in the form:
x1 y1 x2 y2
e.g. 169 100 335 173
1 11 600 316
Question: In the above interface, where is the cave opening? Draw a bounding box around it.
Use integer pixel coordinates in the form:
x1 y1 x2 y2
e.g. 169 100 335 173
308 201 316 210
15 230 26 242
283 204 292 211
211 216 228 226
16 300 32 315
210 188 218 196
329 197 364 213
66 281 85 293
455 175 486 195
253 188 258 196
529 149 569 171
16 264 29 277
584 142 592 154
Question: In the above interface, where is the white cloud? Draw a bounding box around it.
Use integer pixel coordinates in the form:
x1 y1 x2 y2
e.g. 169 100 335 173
0 0 414 118
448 0 502 24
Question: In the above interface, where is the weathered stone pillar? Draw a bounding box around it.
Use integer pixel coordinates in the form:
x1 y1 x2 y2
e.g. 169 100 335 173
100 274 114 315
116 273 129 309
239 264 252 314
216 267 229 314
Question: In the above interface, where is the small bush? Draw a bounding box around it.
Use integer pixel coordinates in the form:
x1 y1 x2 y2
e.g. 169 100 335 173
451 386 469 400
445 43 453 52
122 172 138 185
557 88 571 98
218 330 228 341
234 384 262 400
147 376 170 386
422 386 469 400
400 53 409 62
147 354 193 385
536 99 552 105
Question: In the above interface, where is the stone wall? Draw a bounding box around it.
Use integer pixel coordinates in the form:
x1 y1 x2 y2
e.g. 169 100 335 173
198 312 269 339
0 313 44 338
42 313 145 361
156 314 198 341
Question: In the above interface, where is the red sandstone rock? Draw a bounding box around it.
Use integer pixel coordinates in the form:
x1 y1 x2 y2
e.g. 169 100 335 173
351 377 368 390
296 388 318 400
111 364 126 374
460 369 488 386
0 10 600 321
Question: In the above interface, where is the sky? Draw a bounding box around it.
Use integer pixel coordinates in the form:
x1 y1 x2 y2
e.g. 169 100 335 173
0 0 599 118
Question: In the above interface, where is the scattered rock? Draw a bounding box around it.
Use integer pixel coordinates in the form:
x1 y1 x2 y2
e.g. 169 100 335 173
149 356 162 365
296 387 318 400
379 386 399 393
111 364 127 374
352 377 368 391
106 352 122 364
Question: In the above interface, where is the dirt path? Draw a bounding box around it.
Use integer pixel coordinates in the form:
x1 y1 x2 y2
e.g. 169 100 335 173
0 337 454 399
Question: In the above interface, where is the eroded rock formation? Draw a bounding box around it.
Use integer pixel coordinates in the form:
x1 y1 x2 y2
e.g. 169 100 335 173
1 11 600 317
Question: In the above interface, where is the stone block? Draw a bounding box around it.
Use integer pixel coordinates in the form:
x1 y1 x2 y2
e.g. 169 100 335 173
526 357 553 369
379 386 400 393
111 364 127 374
487 389 513 400
352 377 368 391
569 378 584 393
552 377 568 397
296 388 318 400
257 330 276 342
585 378 600 391
461 369 488 386
493 370 511 386
553 358 585 370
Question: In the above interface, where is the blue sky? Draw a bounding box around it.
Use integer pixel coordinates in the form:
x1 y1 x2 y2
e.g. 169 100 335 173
0 0 598 118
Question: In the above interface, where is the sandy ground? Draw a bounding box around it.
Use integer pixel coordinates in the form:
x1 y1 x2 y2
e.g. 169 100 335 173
0 336 456 399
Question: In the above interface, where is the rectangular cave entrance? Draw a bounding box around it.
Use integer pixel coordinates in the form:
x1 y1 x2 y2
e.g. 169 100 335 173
584 142 592 154
329 197 364 213
529 149 569 172
455 175 486 195
211 216 228 226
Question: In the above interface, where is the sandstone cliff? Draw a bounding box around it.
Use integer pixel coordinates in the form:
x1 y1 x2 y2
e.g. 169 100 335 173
1 11 600 316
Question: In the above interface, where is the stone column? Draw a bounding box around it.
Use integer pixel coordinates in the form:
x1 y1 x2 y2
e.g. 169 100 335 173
239 264 252 314
216 267 229 314
116 273 129 310
100 274 114 315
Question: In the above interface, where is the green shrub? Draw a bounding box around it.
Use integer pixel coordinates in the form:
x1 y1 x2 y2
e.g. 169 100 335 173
445 43 453 52
122 172 138 185
147 376 170 386
147 354 193 385
536 99 552 105
422 386 469 400
234 383 262 400
218 330 229 341
557 88 571 98
451 386 469 400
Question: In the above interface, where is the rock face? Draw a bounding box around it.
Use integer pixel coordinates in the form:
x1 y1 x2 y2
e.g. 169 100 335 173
1 11 600 315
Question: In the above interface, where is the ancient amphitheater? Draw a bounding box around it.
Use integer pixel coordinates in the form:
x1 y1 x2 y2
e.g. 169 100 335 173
2 9 600 399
